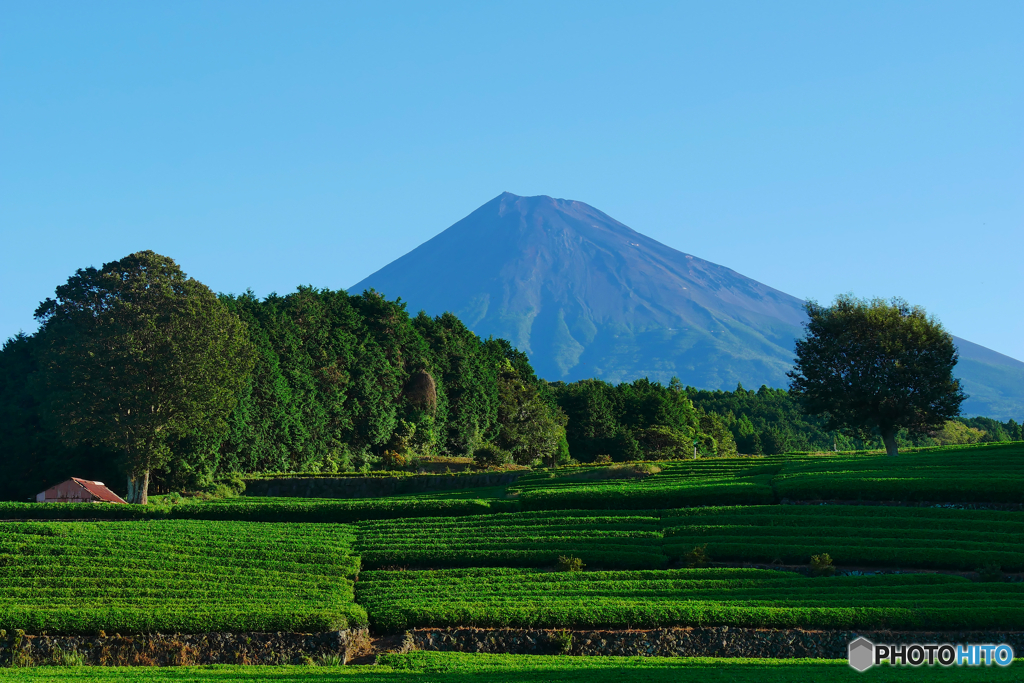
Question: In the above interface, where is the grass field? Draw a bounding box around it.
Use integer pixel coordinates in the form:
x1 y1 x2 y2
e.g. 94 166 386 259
357 567 1024 632
2 652 1022 682
0 520 365 634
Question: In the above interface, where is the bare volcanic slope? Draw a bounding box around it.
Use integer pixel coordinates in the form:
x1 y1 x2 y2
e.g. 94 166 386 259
351 193 1024 419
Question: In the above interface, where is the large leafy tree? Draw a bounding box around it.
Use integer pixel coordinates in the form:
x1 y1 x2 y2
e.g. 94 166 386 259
787 295 966 456
493 358 568 467
32 251 254 502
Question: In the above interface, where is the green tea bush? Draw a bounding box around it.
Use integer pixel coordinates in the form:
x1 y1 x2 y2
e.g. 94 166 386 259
809 553 835 577
474 444 512 468
557 555 586 572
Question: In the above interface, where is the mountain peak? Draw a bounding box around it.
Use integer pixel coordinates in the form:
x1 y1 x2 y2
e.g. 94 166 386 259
350 194 1024 419
353 193 805 387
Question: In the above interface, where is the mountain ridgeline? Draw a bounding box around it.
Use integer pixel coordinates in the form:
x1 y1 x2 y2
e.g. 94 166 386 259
352 192 1024 420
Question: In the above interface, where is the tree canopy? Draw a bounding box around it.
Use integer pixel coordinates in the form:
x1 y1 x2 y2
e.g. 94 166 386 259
31 251 254 502
787 295 967 456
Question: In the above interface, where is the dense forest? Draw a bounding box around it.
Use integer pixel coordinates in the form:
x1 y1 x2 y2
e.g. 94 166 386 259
0 286 578 500
545 379 1023 463
2 266 1021 502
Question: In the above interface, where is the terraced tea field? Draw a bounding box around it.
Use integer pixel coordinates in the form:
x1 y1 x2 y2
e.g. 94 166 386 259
0 521 365 633
663 505 1024 570
3 441 1024 674
354 511 666 569
773 445 1024 503
357 567 1024 632
510 458 784 510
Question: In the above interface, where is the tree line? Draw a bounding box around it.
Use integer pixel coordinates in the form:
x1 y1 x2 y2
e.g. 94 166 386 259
1 253 1019 502
0 252 582 502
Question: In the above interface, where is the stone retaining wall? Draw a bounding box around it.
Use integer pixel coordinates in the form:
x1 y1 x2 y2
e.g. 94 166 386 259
0 629 367 667
244 472 522 499
410 627 1024 658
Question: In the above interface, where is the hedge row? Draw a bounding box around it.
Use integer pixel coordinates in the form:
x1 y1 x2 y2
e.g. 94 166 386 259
0 497 518 522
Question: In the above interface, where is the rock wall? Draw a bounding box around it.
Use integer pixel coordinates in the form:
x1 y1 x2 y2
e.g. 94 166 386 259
410 627 1024 658
0 629 368 667
244 472 522 499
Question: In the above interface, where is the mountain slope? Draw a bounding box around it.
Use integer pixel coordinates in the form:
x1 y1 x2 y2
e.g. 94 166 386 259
351 193 1024 420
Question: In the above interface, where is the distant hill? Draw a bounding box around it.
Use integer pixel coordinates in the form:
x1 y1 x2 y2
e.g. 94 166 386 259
351 192 1024 420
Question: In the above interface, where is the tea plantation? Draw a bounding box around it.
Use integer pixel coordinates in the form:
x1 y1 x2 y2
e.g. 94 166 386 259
0 521 365 633
3 442 1024 679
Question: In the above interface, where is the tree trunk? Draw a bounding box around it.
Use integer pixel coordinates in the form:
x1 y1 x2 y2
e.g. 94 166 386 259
882 431 899 457
127 470 150 504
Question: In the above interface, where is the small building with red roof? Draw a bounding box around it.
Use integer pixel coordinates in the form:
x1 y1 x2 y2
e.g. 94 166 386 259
36 478 128 504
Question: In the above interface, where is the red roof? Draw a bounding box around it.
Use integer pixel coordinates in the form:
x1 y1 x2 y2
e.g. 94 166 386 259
71 478 128 504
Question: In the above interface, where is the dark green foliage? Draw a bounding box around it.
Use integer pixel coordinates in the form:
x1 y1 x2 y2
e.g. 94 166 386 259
788 295 967 456
31 251 255 503
0 280 562 500
473 444 512 468
549 377 706 462
494 359 568 466
687 383 1020 454
0 334 121 502
688 384 863 454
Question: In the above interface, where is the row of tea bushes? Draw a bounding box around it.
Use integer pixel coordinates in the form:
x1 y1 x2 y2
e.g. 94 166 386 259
663 504 1024 570
0 520 366 634
355 511 667 569
356 567 1024 633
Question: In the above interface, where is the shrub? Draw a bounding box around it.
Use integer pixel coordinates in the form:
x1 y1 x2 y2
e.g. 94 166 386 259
594 454 613 465
552 630 573 654
809 553 835 577
557 555 586 572
473 444 512 468
558 464 661 483
684 544 711 568
382 450 408 469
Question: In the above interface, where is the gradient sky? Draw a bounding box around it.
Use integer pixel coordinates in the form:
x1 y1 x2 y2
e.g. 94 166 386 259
3 2 1022 360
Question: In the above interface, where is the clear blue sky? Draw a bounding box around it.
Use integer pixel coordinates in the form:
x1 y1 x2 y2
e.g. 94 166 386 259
3 2 1022 360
